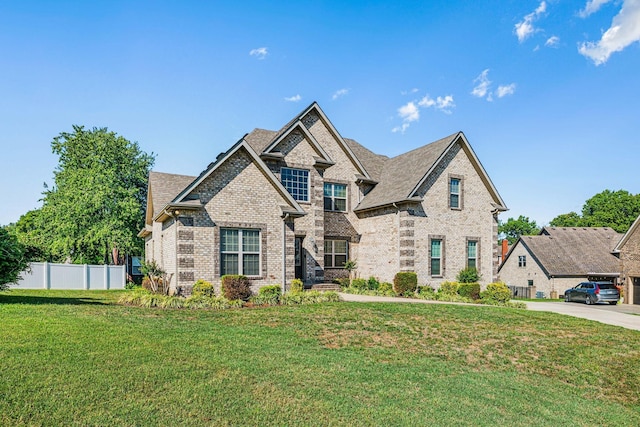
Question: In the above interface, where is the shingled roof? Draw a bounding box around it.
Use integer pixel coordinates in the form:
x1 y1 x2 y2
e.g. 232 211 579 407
514 227 622 277
147 171 196 220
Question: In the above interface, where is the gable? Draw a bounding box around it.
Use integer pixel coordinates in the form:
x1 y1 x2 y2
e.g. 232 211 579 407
145 171 196 224
614 214 640 252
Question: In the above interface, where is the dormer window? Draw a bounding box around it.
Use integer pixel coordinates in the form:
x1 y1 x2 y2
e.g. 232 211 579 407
281 167 309 202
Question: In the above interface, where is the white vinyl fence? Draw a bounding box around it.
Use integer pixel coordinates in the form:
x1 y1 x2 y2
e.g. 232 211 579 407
15 262 126 290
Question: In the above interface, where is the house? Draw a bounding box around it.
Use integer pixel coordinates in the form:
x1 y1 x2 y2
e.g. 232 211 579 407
139 102 507 295
613 214 640 304
498 227 622 298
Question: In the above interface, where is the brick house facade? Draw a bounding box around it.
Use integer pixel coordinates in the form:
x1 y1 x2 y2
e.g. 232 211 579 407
614 215 640 304
140 102 507 294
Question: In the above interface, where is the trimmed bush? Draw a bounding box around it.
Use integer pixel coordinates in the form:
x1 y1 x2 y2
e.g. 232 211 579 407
456 267 481 283
142 276 164 293
290 278 304 293
480 282 511 304
281 290 339 305
378 282 395 296
457 283 481 300
439 281 459 295
250 285 282 306
221 275 252 301
192 279 216 297
393 272 418 296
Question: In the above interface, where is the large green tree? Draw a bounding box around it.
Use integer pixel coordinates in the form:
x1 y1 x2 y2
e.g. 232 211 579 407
35 126 154 264
0 227 29 289
550 190 640 233
498 215 540 244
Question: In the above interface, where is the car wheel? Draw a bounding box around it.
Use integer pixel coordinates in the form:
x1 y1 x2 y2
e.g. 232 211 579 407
585 295 592 305
565 294 571 302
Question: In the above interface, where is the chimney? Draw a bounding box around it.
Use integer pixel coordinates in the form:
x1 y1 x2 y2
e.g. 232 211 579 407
501 239 509 262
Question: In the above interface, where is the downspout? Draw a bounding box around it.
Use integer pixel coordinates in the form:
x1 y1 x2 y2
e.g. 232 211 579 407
393 203 400 272
282 213 290 294
173 211 179 295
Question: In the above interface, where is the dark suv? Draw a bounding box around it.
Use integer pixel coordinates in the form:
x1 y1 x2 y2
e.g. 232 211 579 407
564 282 620 305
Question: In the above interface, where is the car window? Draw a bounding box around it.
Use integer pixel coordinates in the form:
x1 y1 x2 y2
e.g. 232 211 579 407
586 284 594 289
598 284 616 290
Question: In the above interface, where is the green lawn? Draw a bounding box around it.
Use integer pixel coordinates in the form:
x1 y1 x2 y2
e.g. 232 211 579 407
1 290 639 426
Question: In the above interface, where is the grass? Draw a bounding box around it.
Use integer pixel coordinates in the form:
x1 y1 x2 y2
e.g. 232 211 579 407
1 289 639 426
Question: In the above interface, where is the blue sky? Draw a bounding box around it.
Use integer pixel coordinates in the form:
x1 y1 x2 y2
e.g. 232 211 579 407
1 0 639 227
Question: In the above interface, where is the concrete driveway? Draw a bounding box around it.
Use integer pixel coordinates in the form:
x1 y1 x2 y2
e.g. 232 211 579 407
338 293 640 332
524 300 640 331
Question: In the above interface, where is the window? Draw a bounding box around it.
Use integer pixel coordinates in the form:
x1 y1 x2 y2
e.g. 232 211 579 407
518 255 526 267
430 239 442 276
324 240 348 268
467 240 477 269
324 183 347 212
179 216 194 226
220 229 261 276
528 280 534 287
281 168 309 202
450 177 461 209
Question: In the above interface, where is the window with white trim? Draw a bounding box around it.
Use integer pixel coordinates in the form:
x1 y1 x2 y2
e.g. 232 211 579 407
518 255 526 268
450 177 461 209
430 238 443 276
467 240 478 269
324 183 347 212
324 240 348 268
220 228 261 276
281 167 309 202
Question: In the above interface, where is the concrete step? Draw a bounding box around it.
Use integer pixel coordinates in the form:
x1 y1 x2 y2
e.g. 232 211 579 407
310 283 341 291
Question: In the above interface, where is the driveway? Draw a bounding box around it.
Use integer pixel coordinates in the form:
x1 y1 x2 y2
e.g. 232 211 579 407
338 293 640 332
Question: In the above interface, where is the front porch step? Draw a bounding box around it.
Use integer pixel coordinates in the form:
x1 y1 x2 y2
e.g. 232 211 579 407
310 283 341 291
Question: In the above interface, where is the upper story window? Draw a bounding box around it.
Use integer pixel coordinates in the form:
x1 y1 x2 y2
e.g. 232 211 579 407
450 177 461 209
324 183 347 212
220 228 261 276
518 255 526 268
281 167 309 202
467 240 478 269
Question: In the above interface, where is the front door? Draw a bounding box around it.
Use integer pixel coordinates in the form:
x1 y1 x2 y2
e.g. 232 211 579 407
294 237 305 280
633 277 640 305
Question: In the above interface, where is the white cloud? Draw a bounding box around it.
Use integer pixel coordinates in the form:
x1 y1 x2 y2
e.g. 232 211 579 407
579 0 614 18
515 1 547 42
579 0 640 65
496 84 517 98
545 36 560 47
284 94 301 102
471 69 491 98
249 47 268 59
401 88 420 95
332 88 349 100
392 94 456 133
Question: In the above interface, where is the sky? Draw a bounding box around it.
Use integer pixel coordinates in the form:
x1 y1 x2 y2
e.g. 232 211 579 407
1 0 639 227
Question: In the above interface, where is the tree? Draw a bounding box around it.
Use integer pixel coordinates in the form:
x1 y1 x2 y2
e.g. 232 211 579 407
550 190 640 233
9 209 50 262
37 126 154 264
549 212 582 228
498 215 540 244
0 227 29 290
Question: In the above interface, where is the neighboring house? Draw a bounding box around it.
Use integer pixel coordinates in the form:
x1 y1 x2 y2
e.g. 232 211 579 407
613 214 640 305
140 102 507 295
498 227 622 298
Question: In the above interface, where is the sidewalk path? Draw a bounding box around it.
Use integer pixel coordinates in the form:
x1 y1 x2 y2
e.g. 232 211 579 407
338 293 640 332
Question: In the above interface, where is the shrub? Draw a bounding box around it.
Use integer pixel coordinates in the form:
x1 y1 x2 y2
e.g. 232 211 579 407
250 285 282 306
221 275 252 301
480 282 511 304
438 281 459 295
436 292 471 303
377 282 396 296
416 285 436 300
456 267 481 283
281 290 339 305
334 277 351 290
141 276 164 293
367 276 380 290
393 272 418 296
289 278 304 293
457 282 481 300
351 278 368 291
192 279 216 297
